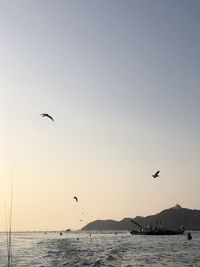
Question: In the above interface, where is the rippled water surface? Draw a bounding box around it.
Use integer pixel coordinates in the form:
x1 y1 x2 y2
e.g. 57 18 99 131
0 231 199 266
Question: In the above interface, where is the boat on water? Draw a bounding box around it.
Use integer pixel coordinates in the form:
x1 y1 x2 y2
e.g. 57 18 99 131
130 219 184 235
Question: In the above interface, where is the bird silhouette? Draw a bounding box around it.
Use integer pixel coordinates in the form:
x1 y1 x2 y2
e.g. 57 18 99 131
73 196 78 202
40 113 54 121
152 170 160 178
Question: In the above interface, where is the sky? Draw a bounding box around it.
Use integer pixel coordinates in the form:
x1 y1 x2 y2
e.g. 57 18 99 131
0 0 200 231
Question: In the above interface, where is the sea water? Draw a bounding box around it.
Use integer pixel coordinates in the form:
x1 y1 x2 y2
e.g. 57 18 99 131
0 231 199 266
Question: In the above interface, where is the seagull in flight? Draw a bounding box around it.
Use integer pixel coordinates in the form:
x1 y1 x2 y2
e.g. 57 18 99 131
40 113 54 122
152 170 160 178
73 196 78 202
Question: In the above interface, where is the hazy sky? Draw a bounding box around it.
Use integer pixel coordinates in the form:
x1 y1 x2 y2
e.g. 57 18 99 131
1 0 200 230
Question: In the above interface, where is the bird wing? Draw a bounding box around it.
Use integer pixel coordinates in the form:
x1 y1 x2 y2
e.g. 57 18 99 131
155 170 160 176
46 114 54 121
40 113 54 121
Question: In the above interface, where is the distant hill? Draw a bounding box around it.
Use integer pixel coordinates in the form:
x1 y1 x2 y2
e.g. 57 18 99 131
82 205 200 231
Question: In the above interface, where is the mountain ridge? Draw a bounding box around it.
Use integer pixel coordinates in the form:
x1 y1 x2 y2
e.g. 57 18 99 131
82 205 200 231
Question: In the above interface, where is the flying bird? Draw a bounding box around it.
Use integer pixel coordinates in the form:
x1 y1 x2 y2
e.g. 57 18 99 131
40 113 54 121
152 170 160 178
73 196 78 202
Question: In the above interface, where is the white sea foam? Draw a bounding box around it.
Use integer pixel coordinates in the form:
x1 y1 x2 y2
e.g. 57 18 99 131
0 231 199 266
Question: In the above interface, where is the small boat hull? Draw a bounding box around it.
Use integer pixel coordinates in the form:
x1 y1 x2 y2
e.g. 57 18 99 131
130 229 184 235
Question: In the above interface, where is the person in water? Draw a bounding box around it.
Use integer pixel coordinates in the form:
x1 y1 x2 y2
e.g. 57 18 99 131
187 232 192 240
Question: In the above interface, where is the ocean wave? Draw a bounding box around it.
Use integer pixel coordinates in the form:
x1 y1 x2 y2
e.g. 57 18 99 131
0 231 199 266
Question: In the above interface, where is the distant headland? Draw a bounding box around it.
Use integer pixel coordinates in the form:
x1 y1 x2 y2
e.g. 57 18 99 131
82 205 200 231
